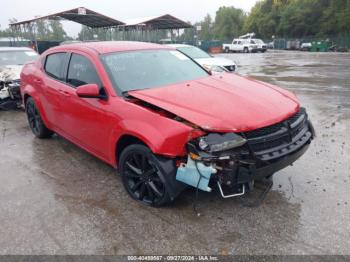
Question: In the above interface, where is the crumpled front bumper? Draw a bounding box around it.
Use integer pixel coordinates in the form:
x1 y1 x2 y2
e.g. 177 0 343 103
0 80 21 110
234 138 310 184
0 79 22 110
176 108 315 196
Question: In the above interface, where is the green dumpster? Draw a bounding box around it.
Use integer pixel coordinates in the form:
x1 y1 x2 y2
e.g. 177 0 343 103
311 41 330 52
274 39 287 50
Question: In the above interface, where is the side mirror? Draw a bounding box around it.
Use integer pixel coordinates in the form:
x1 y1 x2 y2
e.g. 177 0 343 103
76 84 100 98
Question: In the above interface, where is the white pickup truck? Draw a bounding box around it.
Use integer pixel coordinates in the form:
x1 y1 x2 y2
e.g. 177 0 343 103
223 39 258 53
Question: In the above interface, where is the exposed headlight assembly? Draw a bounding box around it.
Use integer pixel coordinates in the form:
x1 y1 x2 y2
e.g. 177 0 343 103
197 133 247 152
8 79 20 88
202 64 225 73
198 137 209 150
7 80 21 99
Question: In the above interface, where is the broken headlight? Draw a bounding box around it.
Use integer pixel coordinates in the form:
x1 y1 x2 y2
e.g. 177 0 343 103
197 133 247 152
8 80 21 88
202 64 225 73
7 80 21 99
198 137 210 150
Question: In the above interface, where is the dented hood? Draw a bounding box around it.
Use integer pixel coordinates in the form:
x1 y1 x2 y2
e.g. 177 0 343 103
129 73 300 132
0 65 22 82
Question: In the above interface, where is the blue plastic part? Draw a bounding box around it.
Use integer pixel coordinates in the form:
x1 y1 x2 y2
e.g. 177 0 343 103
175 157 215 192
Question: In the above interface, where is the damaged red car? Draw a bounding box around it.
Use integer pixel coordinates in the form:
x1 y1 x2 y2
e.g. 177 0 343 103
21 42 315 206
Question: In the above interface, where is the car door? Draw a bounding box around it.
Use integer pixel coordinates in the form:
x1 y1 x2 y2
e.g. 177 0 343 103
41 52 69 126
56 52 112 159
237 41 243 51
232 40 238 51
250 39 257 48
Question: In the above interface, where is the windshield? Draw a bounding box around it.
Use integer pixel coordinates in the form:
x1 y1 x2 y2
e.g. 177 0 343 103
0 50 38 66
101 49 208 94
176 46 211 59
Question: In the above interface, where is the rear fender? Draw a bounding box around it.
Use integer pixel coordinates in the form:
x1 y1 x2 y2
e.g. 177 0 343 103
22 85 52 129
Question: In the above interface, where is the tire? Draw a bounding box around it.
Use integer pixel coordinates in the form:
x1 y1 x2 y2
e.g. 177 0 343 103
26 97 53 138
119 144 171 207
243 47 249 53
265 173 274 180
224 47 229 53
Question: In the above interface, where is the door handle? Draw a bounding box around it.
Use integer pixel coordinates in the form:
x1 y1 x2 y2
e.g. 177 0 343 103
58 89 71 97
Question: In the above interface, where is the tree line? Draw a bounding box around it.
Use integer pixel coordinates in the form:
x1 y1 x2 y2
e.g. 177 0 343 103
1 0 349 41
186 0 350 41
0 18 70 41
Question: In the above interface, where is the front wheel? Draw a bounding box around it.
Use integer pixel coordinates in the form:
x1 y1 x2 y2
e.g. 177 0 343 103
243 47 249 53
119 144 171 206
26 97 53 138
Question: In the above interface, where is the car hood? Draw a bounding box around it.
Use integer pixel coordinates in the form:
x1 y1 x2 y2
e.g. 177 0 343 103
195 57 235 67
0 65 22 82
129 73 300 132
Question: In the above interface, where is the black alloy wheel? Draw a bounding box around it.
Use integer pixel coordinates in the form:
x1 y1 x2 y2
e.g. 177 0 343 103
26 97 53 138
120 144 170 206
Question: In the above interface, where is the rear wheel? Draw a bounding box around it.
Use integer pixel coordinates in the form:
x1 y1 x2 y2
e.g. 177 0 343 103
119 144 170 206
224 47 230 53
26 97 53 138
243 47 249 53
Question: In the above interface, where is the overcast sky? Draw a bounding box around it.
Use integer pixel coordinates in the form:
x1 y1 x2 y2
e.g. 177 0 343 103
0 0 257 37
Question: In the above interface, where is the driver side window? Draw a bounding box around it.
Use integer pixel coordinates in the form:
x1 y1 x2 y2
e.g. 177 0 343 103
67 54 102 88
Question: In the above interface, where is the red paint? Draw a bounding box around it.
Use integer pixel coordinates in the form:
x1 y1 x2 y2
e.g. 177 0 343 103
21 41 300 167
76 84 100 98
129 73 300 132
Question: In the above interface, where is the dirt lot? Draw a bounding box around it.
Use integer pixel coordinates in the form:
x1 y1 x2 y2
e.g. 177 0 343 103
0 50 349 255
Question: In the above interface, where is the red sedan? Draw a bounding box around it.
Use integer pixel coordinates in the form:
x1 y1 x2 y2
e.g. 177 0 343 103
20 41 314 206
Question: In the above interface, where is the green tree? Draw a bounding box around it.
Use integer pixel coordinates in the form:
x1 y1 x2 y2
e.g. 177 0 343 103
213 6 247 40
243 0 286 38
1 18 69 41
197 14 213 40
1 18 19 38
244 0 350 38
49 20 67 41
78 26 109 41
179 22 195 43
321 0 350 35
35 18 51 40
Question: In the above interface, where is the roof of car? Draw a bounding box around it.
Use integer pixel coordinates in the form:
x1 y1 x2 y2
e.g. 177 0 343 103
0 47 35 52
50 41 174 55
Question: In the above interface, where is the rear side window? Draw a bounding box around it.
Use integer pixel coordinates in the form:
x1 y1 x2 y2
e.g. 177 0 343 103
233 41 237 44
45 53 66 81
67 54 101 88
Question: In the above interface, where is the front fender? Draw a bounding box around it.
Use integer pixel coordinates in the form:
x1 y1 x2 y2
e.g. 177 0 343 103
109 117 196 165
